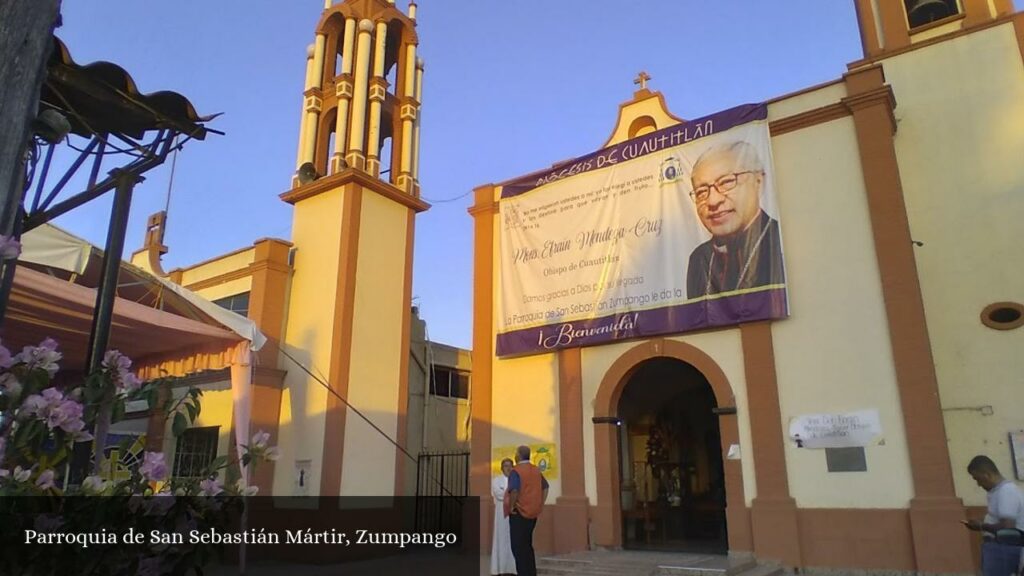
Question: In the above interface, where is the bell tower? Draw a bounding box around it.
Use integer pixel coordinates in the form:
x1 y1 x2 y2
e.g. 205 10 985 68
277 0 429 498
853 0 1015 59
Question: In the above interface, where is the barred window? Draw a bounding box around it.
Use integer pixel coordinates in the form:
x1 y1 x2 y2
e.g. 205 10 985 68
172 426 219 480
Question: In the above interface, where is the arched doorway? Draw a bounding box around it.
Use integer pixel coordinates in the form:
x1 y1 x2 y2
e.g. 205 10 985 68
591 339 750 555
617 358 727 553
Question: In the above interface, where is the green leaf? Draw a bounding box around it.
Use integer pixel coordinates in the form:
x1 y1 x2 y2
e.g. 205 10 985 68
111 400 126 423
172 412 188 437
204 455 229 474
85 384 103 404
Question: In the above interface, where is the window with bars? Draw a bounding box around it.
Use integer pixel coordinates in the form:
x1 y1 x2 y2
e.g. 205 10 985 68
429 366 470 399
213 292 250 317
172 426 220 480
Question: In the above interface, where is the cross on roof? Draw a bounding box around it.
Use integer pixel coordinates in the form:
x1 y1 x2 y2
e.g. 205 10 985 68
634 71 651 91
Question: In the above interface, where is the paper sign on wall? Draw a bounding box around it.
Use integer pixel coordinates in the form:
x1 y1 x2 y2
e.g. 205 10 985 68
789 409 882 449
491 443 559 480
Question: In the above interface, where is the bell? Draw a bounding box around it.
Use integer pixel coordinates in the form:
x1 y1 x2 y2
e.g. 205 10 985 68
297 161 320 185
907 0 957 27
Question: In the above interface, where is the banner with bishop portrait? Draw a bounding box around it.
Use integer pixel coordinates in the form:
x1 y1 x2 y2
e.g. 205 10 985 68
496 103 789 357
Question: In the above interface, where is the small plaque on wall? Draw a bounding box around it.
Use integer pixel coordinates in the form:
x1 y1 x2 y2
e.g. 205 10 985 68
826 447 867 472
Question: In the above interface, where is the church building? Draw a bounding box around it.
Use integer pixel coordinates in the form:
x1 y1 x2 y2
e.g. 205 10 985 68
468 1 1024 573
112 0 1024 573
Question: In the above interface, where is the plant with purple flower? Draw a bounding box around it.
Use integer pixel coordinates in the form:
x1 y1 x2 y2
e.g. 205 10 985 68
0 340 13 369
0 235 21 260
139 451 168 483
14 338 62 377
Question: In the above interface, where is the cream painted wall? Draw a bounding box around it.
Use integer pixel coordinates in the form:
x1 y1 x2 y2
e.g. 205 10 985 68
423 398 471 450
578 330 756 507
275 188 345 496
882 24 1024 506
766 81 846 122
769 117 915 508
339 191 407 496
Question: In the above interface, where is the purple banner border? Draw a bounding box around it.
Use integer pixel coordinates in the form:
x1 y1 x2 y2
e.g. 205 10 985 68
495 288 788 357
500 103 768 199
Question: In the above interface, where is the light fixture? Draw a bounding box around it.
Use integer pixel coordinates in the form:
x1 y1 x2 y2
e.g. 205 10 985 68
33 109 71 144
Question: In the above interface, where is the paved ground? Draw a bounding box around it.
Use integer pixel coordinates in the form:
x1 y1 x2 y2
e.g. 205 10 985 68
206 550 756 576
206 551 484 575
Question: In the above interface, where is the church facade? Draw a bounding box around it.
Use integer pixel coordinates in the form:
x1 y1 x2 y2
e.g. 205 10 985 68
469 1 1024 573
120 0 1024 573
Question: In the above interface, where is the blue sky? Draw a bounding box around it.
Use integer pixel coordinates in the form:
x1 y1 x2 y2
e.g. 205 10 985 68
52 1 1020 349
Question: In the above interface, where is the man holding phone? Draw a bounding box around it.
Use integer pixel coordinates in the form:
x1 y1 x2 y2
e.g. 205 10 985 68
965 455 1024 576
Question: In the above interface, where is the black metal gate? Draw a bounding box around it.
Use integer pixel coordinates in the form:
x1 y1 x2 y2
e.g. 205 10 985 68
414 451 469 535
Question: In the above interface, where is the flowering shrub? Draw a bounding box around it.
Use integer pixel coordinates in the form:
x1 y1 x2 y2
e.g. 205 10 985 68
0 337 277 575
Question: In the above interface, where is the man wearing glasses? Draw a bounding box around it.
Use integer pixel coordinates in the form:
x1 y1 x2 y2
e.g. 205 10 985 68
686 140 785 299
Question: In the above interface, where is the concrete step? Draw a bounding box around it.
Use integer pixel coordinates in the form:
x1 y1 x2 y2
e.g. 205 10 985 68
536 552 780 576
538 558 651 576
654 557 756 576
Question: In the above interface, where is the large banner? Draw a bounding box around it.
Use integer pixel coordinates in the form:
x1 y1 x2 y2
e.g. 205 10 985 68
497 103 788 357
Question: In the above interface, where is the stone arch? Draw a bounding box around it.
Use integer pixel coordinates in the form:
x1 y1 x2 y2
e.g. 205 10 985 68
591 337 751 551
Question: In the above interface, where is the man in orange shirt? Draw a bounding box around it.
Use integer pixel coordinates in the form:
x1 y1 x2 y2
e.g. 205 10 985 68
506 445 549 576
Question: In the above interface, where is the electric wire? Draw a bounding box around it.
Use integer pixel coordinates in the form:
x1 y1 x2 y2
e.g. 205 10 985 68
276 346 463 499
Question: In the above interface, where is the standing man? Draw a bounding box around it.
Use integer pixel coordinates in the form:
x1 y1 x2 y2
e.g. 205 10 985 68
686 141 785 299
506 445 548 576
965 455 1024 576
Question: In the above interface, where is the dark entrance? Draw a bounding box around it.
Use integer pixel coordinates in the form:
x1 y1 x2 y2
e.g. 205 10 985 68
617 358 728 553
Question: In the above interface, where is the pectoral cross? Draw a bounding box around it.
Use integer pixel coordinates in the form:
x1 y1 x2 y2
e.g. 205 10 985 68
634 71 651 91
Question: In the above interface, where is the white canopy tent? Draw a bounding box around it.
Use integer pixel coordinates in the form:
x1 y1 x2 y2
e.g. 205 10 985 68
9 223 265 478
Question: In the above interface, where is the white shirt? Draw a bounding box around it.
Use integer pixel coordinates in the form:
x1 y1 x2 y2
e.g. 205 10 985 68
984 480 1024 532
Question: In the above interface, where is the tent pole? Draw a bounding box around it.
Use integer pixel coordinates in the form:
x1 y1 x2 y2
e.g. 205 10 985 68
73 169 142 479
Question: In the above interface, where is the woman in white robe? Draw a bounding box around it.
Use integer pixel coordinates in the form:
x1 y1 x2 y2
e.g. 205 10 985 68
491 458 516 575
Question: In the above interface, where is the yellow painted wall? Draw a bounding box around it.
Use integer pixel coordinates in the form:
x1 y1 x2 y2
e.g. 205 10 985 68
150 382 234 482
490 192 562 497
276 187 345 495
340 190 408 496
769 116 914 508
490 352 561 499
191 277 253 304
603 95 681 145
910 19 964 43
178 247 255 286
881 23 1024 506
193 383 235 479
